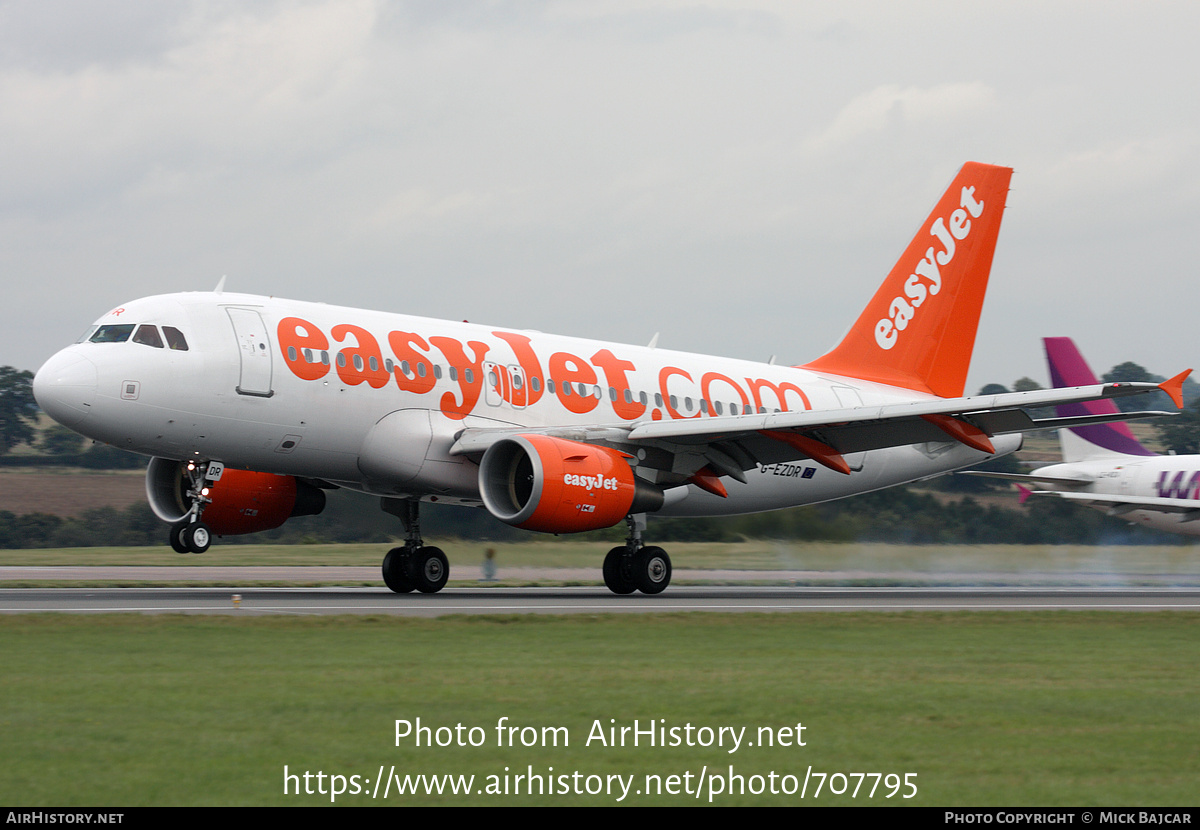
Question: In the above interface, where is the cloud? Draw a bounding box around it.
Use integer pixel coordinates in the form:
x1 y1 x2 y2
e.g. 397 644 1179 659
809 82 998 154
3 0 1200 388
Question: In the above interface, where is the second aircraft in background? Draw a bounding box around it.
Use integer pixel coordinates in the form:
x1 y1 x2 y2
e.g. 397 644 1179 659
972 337 1198 536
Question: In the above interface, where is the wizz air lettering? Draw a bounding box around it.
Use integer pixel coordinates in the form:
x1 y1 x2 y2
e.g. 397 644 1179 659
564 473 619 491
874 185 987 350
1154 470 1200 499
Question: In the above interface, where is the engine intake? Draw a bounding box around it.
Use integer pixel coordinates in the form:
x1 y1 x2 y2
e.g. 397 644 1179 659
479 435 663 533
146 457 326 536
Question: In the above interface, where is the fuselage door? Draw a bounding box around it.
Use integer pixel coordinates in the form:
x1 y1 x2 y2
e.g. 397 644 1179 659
1119 462 1142 497
226 307 274 397
483 362 504 407
508 364 527 410
483 362 526 409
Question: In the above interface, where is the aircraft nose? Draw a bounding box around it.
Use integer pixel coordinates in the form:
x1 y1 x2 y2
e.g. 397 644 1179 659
33 349 98 429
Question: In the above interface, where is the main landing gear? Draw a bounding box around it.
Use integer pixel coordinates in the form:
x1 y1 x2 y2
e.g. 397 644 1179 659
380 499 449 594
376 503 672 596
170 460 214 554
602 514 672 595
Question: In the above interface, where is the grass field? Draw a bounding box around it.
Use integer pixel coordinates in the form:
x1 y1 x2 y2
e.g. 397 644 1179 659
0 468 146 516
2 612 1198 806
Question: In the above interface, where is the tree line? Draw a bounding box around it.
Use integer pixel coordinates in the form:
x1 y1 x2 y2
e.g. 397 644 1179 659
0 483 1185 549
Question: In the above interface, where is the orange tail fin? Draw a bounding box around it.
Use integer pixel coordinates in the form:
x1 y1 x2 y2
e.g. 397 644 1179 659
802 162 1013 398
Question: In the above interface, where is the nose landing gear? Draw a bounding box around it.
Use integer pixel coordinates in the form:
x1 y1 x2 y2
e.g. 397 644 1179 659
168 460 218 554
170 519 212 554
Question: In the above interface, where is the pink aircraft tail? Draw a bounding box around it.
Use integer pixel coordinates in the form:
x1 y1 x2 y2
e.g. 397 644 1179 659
1043 336 1156 460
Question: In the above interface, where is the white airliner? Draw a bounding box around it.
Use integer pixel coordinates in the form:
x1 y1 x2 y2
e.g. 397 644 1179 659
969 336 1199 536
32 163 1186 594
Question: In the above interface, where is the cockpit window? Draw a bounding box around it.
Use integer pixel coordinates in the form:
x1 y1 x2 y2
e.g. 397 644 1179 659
133 325 164 348
89 324 135 343
76 326 99 344
162 326 189 351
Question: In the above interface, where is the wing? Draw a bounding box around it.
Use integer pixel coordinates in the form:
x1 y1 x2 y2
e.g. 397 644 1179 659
449 380 1181 490
1030 490 1200 520
958 470 1097 487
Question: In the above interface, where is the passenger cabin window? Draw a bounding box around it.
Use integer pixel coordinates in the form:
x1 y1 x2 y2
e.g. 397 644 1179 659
133 325 164 348
89 324 135 343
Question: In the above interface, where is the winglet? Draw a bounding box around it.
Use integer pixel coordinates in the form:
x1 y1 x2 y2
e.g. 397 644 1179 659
1158 369 1191 410
1016 484 1033 505
801 162 1013 398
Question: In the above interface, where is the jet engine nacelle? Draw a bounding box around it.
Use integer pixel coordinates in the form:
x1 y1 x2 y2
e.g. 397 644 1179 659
478 435 664 533
146 457 326 536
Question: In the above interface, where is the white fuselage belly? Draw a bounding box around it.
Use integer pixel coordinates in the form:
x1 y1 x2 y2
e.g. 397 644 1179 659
1036 457 1200 536
46 291 1010 516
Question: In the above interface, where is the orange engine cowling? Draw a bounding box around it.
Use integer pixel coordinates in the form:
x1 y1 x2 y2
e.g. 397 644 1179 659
146 458 326 536
478 435 663 533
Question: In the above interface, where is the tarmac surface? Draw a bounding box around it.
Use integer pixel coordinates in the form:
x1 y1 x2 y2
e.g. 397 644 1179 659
4 564 1200 615
4 564 1200 586
3 583 1200 616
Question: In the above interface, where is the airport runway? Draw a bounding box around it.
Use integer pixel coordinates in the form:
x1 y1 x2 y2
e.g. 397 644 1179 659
3 585 1200 616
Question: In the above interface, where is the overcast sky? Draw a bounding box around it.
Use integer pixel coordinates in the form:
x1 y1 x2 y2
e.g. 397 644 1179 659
3 0 1197 393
